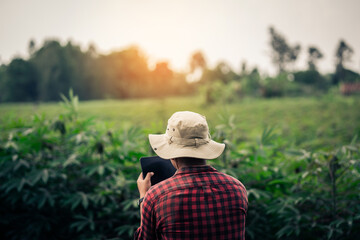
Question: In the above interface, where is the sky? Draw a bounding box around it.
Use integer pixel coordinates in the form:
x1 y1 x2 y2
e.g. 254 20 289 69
1 0 359 75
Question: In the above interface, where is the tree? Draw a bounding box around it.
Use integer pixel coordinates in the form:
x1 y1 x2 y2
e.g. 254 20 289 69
241 67 262 96
2 38 195 102
28 39 36 57
151 61 173 97
186 51 207 83
269 26 301 73
30 40 71 101
336 40 353 68
30 40 100 101
240 61 248 77
98 46 151 98
189 51 207 73
333 40 354 84
0 64 7 102
201 61 238 84
308 46 323 71
212 62 234 83
3 58 38 102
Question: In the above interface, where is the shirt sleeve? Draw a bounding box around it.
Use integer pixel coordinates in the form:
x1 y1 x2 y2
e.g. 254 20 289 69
134 191 157 240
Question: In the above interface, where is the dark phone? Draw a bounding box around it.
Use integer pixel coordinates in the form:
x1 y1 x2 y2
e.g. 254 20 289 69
140 156 176 186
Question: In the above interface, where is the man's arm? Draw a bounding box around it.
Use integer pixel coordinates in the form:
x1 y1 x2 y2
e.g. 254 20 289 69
134 172 156 240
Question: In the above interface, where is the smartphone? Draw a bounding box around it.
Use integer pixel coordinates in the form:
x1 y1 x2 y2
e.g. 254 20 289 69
140 156 176 185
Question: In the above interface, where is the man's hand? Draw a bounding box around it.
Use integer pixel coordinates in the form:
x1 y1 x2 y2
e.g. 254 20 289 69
137 172 154 198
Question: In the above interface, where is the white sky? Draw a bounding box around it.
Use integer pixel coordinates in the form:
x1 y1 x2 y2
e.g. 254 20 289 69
0 0 359 75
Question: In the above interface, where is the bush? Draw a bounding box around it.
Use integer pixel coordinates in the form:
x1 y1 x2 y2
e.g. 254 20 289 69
1 93 359 239
293 70 330 94
263 73 303 97
0 92 148 239
212 116 360 240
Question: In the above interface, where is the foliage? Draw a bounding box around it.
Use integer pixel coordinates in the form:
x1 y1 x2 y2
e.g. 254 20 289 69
1 28 359 103
293 70 330 95
189 51 207 73
240 68 263 97
2 96 360 152
269 26 301 73
0 91 148 239
1 58 38 102
211 114 360 240
333 40 355 85
308 46 324 71
200 80 241 104
0 40 190 103
1 92 359 239
262 73 298 97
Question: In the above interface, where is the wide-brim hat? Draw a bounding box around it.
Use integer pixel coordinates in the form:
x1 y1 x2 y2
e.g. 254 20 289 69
149 111 225 160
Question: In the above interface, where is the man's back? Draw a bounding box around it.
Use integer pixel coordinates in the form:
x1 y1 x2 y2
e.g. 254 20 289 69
134 165 248 240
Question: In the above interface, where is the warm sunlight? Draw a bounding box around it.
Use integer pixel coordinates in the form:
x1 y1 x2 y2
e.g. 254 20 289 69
1 0 359 74
1 1 360 239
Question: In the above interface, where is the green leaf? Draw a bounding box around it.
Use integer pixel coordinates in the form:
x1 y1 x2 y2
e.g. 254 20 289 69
116 224 137 237
327 227 333 240
5 141 18 151
22 128 34 136
12 154 18 161
268 179 289 185
62 193 82 210
70 213 94 232
63 154 80 168
350 134 358 145
79 192 89 209
301 171 309 179
38 188 55 208
14 159 30 171
70 216 88 232
3 180 18 194
98 165 104 176
42 169 49 183
247 188 271 199
38 194 47 209
285 149 305 156
17 178 28 191
276 224 293 238
122 199 138 211
85 165 99 177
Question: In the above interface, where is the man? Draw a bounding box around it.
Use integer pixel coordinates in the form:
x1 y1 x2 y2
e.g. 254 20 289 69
134 111 248 240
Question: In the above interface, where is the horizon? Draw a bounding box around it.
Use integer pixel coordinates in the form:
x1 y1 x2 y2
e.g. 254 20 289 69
1 0 360 75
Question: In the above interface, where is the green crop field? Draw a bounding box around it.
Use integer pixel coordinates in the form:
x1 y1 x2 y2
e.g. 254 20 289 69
1 95 360 149
1 95 360 239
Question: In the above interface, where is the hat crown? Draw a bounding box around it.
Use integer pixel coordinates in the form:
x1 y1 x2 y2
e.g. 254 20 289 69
167 111 209 139
148 111 225 159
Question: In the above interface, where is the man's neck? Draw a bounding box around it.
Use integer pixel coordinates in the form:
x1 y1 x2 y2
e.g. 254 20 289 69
176 159 207 169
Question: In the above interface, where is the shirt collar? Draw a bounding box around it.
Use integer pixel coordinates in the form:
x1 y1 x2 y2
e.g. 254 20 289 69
175 165 216 175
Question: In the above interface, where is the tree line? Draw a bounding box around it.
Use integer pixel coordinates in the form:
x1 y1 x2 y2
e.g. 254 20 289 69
0 40 191 102
191 27 359 103
0 26 359 102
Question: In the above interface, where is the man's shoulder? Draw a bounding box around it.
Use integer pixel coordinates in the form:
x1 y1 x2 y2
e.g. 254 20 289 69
212 170 247 190
218 170 245 184
148 169 245 193
145 167 247 204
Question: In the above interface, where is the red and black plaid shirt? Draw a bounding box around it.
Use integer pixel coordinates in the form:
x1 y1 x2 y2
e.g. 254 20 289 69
134 165 248 240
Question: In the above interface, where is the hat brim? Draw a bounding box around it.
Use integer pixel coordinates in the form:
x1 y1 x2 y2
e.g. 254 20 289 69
148 134 225 160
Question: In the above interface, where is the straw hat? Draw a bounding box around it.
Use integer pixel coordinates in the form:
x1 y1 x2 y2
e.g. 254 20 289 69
149 111 225 159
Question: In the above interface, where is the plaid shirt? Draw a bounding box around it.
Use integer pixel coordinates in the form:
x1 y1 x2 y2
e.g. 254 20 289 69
134 165 248 240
